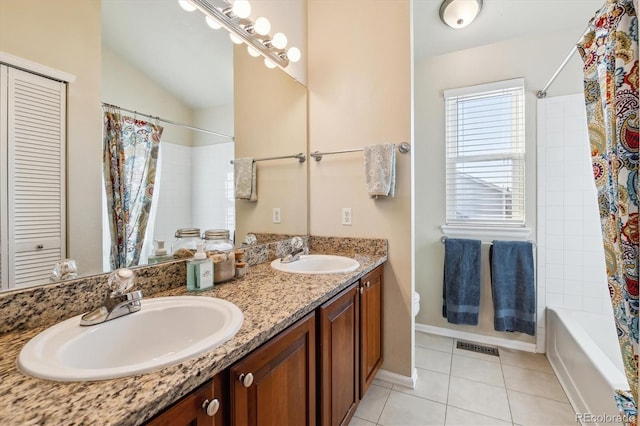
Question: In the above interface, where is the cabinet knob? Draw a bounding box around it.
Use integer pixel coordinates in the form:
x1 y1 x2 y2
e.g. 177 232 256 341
239 372 254 387
202 398 220 416
365 281 371 288
36 244 44 249
359 287 364 295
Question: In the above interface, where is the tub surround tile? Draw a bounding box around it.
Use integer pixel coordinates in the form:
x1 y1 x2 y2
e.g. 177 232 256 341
0 237 386 426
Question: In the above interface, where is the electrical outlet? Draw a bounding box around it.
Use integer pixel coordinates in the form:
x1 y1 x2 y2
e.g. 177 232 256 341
272 208 281 224
342 208 352 225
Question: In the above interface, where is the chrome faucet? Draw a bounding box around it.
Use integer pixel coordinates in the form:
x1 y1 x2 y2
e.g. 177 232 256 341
80 268 143 326
281 236 306 264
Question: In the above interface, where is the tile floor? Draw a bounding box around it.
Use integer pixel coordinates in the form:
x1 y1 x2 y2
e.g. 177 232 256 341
350 332 578 426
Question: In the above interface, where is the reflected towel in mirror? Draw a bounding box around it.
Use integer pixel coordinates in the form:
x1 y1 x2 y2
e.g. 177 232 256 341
234 158 257 201
364 144 396 198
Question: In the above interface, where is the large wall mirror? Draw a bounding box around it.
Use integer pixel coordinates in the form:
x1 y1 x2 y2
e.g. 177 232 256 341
0 0 307 291
102 0 308 267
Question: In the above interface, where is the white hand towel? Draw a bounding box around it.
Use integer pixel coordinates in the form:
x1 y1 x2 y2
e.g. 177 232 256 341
364 144 396 197
234 158 257 201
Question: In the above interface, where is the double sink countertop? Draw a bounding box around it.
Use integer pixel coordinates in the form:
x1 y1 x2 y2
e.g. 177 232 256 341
0 248 386 425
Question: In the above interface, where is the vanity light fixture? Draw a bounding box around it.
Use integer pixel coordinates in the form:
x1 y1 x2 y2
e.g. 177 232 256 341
439 0 483 29
181 0 301 69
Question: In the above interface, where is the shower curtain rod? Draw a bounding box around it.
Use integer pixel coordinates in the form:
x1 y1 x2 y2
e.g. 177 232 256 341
101 102 234 141
536 27 590 99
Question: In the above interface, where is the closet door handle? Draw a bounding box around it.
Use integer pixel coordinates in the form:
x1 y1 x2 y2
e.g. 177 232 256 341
36 244 44 249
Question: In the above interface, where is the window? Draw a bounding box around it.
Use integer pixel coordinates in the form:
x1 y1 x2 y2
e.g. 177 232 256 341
444 78 525 227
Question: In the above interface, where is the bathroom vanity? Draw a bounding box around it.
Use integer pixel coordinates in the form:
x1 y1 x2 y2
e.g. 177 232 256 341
0 237 386 426
148 264 383 425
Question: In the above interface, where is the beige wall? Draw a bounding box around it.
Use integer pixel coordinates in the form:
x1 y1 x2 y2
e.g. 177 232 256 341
308 0 413 377
0 0 103 275
102 46 194 147
234 44 308 241
414 27 586 342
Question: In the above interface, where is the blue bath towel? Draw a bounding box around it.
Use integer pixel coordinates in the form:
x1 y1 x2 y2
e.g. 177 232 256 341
490 241 536 336
442 238 482 325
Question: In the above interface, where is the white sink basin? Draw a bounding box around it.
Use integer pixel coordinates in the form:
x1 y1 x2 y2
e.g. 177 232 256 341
271 254 360 274
18 296 243 382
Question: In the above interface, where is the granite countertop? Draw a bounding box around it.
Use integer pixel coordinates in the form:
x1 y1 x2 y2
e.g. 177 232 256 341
0 252 386 425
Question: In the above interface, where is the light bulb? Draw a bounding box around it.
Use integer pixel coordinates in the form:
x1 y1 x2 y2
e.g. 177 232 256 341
232 0 251 19
247 46 260 57
271 32 287 49
205 16 222 30
254 17 271 36
229 33 243 44
178 0 196 12
264 58 277 69
287 47 301 63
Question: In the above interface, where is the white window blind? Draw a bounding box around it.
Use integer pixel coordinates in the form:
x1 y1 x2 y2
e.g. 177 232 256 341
444 78 525 227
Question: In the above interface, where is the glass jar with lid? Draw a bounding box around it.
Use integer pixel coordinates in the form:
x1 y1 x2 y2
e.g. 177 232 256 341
172 228 202 258
203 229 235 283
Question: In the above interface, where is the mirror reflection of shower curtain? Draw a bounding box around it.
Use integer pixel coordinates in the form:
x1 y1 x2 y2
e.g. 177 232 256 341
139 145 163 265
103 111 163 269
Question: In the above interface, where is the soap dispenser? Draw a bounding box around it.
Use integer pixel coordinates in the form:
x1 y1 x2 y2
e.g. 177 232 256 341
187 242 214 291
148 240 174 264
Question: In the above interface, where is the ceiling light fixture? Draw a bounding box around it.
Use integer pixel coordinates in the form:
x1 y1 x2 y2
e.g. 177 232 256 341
439 0 482 29
181 0 300 69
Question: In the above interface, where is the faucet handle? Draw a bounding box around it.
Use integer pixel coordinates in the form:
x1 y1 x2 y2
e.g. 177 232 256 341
291 236 303 250
108 268 135 296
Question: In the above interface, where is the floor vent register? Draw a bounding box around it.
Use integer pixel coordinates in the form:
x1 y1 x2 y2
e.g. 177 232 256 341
456 340 500 357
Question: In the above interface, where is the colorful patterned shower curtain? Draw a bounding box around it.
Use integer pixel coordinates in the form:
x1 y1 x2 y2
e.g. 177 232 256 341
103 111 163 269
578 0 638 424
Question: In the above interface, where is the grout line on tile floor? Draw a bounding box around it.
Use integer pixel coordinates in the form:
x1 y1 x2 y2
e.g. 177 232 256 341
375 385 393 425
501 358 516 424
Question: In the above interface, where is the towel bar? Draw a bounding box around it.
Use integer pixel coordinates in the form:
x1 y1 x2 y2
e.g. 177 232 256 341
310 142 410 162
440 236 536 248
230 153 306 164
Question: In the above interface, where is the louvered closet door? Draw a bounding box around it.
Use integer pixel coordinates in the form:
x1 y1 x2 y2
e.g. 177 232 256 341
6 67 66 289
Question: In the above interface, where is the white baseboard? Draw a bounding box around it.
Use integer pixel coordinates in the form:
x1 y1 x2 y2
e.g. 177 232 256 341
415 323 538 353
375 368 418 389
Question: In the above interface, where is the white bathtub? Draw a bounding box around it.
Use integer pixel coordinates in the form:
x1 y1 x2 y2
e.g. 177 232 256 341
546 307 629 426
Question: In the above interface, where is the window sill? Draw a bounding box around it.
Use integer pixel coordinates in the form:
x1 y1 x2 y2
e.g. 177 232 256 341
440 225 533 242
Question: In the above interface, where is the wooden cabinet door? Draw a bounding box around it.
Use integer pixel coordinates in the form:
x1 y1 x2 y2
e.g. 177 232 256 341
319 283 359 426
360 265 383 398
146 374 226 426
231 313 316 426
